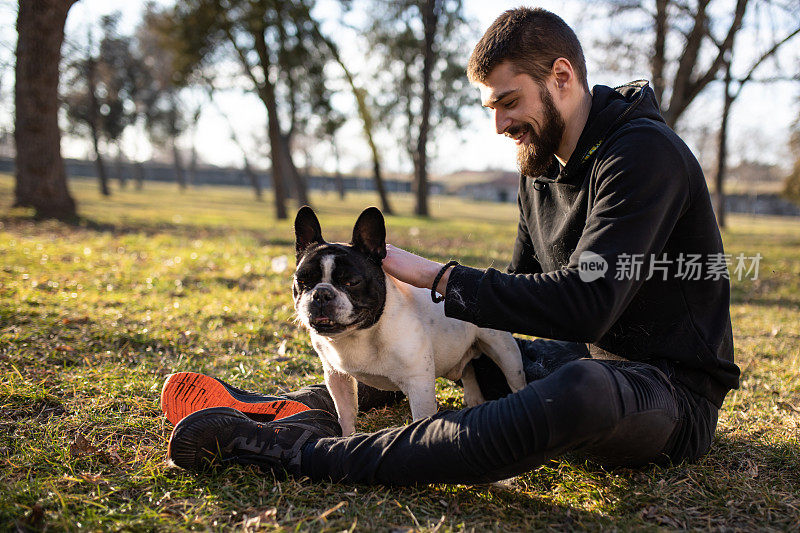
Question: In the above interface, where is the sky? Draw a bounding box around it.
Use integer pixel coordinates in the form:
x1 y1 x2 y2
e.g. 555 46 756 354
0 0 798 176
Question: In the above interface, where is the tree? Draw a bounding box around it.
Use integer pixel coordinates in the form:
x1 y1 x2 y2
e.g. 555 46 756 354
63 14 138 197
594 0 800 227
135 5 191 190
783 103 800 205
365 0 474 216
310 19 393 213
13 0 77 219
164 0 346 219
712 20 800 227
201 77 264 200
594 0 748 128
596 0 749 129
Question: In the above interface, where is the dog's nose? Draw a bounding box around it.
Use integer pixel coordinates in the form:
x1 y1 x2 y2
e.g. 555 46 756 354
312 287 335 303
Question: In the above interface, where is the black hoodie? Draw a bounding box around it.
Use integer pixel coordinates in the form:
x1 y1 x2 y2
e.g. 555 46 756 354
444 81 739 408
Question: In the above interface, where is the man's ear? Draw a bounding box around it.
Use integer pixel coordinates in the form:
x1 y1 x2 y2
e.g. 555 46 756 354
351 207 386 262
295 206 324 260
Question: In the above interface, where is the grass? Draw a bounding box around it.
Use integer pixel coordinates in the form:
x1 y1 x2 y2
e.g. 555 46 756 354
1 174 799 531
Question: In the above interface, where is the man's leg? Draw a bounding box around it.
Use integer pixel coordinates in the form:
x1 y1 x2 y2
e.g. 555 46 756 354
289 337 586 416
283 382 405 415
300 359 712 485
470 338 589 400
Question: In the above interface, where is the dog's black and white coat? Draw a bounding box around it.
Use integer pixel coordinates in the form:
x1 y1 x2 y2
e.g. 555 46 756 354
293 206 526 435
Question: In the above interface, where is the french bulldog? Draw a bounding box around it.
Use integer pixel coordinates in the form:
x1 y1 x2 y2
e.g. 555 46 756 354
292 206 526 435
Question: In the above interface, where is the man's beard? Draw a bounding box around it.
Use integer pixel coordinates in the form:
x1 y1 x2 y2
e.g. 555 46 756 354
514 87 566 177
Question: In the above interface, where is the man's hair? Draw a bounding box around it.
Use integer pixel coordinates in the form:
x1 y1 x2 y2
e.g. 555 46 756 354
467 8 588 89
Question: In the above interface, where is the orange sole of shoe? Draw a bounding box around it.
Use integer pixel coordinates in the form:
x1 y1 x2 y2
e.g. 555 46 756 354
160 372 310 425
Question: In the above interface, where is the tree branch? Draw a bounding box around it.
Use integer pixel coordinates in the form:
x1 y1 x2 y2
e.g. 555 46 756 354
220 15 263 99
685 0 748 100
733 25 800 99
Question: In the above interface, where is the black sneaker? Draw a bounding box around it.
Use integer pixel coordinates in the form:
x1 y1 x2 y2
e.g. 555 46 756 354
167 407 341 474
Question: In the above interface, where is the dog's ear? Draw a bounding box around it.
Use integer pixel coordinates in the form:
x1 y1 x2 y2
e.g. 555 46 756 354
295 206 324 260
351 207 386 262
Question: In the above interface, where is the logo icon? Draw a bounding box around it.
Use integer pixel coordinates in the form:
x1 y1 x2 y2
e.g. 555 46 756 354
578 251 608 282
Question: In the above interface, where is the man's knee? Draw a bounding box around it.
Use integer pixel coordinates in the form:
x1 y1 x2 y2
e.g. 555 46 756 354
533 359 623 451
564 361 681 467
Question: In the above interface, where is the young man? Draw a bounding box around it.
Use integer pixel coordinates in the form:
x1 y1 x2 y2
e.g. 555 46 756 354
165 7 739 485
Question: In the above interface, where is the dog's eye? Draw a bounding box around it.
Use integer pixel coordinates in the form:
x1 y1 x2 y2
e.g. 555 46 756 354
343 279 361 287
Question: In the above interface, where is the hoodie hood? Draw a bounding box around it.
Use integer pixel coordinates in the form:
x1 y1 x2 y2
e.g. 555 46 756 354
536 80 664 186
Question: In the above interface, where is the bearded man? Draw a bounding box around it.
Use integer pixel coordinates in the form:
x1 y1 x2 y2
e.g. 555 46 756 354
163 7 739 485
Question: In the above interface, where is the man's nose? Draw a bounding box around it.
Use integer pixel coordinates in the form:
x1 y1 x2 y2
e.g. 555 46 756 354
494 110 511 135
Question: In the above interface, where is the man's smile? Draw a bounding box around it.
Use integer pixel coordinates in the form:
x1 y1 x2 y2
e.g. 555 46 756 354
506 123 533 145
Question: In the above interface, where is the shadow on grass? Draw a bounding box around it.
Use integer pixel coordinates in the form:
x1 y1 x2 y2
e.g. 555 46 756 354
169 464 615 531
0 214 294 248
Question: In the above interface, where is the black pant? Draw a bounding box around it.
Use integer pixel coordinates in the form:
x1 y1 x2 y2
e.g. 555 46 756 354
286 339 719 486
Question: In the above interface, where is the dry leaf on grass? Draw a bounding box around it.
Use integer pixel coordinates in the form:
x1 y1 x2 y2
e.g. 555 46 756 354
69 433 97 458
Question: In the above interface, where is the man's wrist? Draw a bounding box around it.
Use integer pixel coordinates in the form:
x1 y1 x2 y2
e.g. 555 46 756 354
436 267 452 295
431 261 458 303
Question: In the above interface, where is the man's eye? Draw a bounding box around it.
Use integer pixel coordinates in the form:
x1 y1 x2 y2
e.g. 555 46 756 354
505 99 517 108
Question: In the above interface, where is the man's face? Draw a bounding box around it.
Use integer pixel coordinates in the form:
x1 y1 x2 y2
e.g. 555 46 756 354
479 62 566 176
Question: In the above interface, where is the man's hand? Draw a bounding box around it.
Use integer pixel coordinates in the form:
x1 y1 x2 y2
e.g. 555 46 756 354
383 244 452 297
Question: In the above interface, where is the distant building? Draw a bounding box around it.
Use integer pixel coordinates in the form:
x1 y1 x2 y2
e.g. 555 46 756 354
450 171 519 203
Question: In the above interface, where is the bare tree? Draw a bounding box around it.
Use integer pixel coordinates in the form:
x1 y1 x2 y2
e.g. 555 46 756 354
785 106 800 204
595 0 747 128
365 0 474 216
201 78 264 200
310 19 393 214
713 22 800 226
63 17 134 198
594 0 800 227
135 4 190 190
163 0 346 219
13 0 77 219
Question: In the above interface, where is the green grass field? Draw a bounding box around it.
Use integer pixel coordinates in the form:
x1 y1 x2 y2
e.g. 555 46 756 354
2 174 799 531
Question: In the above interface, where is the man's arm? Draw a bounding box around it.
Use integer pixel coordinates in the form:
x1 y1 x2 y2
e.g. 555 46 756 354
443 132 691 342
382 179 545 295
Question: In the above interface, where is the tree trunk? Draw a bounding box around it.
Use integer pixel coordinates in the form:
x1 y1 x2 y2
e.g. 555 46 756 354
372 157 392 213
414 0 438 217
135 161 145 190
651 0 668 106
92 145 110 197
115 144 126 189
714 59 734 229
188 144 197 186
282 133 310 207
262 84 288 219
188 106 201 186
311 21 392 214
243 156 262 201
86 51 110 197
88 116 109 196
331 140 345 200
13 0 77 218
172 140 187 190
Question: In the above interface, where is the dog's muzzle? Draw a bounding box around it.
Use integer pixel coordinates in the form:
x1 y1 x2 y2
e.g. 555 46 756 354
306 286 347 333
